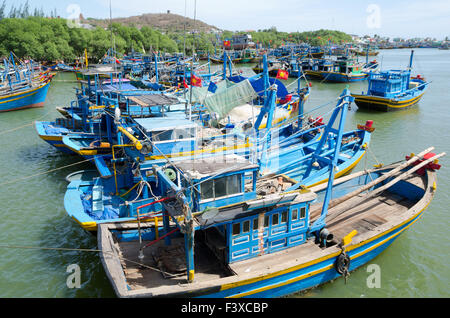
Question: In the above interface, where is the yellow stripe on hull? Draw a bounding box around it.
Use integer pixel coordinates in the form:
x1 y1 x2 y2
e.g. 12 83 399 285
305 150 366 188
0 81 50 103
38 135 63 141
222 196 430 297
78 216 165 232
145 142 252 160
352 92 425 110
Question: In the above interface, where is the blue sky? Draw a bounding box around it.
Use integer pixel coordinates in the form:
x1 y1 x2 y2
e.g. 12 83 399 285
8 0 450 39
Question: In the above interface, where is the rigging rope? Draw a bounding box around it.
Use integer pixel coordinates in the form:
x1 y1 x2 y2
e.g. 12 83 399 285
0 243 179 278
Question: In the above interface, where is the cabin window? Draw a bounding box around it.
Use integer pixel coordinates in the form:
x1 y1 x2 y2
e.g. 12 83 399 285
200 174 242 201
200 179 214 200
173 128 196 140
300 207 306 219
243 220 250 233
244 172 253 192
272 213 279 226
232 223 240 236
281 211 288 223
226 174 241 195
152 130 173 142
151 127 195 142
253 218 258 230
264 215 269 228
292 208 298 220
214 176 228 198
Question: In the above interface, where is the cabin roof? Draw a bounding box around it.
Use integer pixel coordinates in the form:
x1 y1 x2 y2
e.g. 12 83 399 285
134 117 198 132
174 154 258 180
195 191 317 229
100 83 138 92
77 64 123 75
126 94 180 107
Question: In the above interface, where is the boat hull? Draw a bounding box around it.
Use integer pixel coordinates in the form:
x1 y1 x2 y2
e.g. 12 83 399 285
0 80 50 112
305 71 368 83
352 91 426 112
34 121 79 154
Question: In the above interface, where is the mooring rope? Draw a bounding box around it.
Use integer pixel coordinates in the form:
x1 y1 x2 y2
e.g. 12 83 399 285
0 156 100 187
0 243 178 278
0 109 55 135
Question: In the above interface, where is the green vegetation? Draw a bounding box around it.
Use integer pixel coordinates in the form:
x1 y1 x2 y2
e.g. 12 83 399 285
246 27 353 47
0 17 181 62
0 2 353 62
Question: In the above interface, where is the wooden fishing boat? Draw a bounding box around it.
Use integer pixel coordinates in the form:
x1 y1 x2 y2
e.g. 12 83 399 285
0 77 51 112
98 147 443 298
64 89 371 232
352 51 429 112
304 57 369 83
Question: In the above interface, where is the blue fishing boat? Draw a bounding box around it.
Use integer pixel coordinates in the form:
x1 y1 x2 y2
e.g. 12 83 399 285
98 141 443 297
63 88 371 232
0 53 52 112
36 54 309 159
352 50 429 111
0 79 51 112
304 56 369 83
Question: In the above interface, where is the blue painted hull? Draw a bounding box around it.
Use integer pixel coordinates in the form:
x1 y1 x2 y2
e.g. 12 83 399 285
320 72 368 83
34 121 78 155
0 80 50 112
204 210 422 298
352 81 429 112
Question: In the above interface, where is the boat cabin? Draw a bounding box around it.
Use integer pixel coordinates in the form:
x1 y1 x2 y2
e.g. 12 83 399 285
367 70 411 97
154 154 317 265
133 117 198 156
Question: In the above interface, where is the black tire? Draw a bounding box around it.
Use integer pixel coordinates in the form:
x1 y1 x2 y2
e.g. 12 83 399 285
335 252 350 275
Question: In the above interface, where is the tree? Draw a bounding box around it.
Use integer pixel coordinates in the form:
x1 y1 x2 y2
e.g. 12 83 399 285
0 1 6 19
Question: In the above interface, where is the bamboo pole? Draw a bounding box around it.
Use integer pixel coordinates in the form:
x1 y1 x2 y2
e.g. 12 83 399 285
327 147 434 209
325 151 445 223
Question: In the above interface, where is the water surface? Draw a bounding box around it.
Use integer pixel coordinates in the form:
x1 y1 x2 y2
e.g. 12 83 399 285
0 48 448 297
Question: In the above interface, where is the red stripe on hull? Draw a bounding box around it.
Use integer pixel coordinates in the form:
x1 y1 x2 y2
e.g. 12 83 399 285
0 102 44 112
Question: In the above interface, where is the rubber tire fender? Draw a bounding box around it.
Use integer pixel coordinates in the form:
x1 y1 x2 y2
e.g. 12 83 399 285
335 251 350 275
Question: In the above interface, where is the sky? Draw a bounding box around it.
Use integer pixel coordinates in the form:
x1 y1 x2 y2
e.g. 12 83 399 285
8 0 450 39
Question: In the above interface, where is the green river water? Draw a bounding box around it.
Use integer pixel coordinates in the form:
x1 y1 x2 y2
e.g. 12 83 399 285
0 48 448 298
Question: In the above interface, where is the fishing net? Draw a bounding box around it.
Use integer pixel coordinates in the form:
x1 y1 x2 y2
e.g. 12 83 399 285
202 79 258 119
189 79 233 104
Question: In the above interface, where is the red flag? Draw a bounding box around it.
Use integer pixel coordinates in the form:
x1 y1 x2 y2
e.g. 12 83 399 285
191 74 202 87
276 69 289 80
223 40 231 47
182 79 189 88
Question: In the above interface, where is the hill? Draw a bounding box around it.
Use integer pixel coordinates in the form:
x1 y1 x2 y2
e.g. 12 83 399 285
82 12 220 34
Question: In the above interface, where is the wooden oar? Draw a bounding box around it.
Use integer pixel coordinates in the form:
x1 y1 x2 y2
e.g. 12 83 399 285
325 151 445 223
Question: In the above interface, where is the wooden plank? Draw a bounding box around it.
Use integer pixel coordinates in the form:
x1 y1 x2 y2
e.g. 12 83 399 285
128 96 148 107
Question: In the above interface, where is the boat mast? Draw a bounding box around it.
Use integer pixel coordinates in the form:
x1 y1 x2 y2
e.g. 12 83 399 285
188 0 197 120
408 50 415 70
297 63 303 131
263 54 269 103
306 88 354 235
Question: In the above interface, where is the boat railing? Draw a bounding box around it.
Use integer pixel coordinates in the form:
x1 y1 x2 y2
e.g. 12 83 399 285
393 81 430 97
